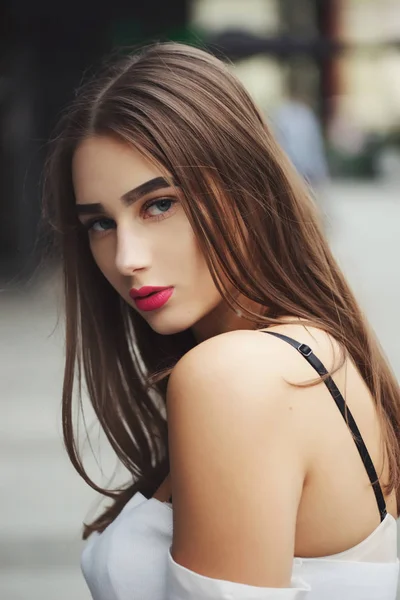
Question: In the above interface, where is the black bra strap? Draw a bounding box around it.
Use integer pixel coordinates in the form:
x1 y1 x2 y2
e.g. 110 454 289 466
262 331 387 522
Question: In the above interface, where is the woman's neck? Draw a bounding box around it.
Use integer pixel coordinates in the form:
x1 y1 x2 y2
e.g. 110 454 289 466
191 297 264 343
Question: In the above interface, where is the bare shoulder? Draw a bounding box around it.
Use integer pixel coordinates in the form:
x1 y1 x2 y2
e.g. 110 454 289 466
167 325 341 413
166 327 337 475
167 330 289 432
167 329 303 429
166 325 387 582
168 328 302 396
166 329 312 586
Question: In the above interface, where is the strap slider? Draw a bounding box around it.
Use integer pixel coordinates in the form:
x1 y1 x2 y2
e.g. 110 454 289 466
298 343 312 357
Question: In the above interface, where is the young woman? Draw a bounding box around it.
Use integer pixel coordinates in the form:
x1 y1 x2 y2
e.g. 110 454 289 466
43 42 399 599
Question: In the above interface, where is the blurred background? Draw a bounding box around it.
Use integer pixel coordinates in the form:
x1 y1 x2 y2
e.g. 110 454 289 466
0 1 399 598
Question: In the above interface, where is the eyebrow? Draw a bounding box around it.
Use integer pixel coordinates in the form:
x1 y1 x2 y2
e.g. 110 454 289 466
76 176 174 215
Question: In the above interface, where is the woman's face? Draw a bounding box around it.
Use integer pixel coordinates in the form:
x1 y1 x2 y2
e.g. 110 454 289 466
72 135 228 338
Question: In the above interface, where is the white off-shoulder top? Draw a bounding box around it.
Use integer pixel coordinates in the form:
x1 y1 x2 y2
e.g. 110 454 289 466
81 490 398 600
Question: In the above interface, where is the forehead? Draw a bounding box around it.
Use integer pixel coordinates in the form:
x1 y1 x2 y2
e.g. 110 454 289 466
72 135 164 204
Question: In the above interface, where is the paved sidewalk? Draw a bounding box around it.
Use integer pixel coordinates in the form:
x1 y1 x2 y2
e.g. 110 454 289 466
1 180 399 599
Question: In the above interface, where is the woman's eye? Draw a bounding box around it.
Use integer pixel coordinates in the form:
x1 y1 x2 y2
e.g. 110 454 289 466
86 218 115 233
144 198 175 218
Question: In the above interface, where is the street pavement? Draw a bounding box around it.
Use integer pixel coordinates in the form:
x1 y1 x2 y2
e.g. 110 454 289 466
1 180 399 600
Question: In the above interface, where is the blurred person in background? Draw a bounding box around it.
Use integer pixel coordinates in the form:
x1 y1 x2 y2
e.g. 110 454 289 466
43 42 399 600
272 82 329 212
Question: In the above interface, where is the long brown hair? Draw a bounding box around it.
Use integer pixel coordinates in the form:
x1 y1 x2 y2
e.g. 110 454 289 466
43 42 400 539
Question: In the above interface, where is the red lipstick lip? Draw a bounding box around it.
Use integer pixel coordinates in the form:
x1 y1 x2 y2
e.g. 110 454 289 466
130 287 174 312
129 286 172 299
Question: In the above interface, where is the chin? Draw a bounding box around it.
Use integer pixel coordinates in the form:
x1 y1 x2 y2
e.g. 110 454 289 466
143 314 196 336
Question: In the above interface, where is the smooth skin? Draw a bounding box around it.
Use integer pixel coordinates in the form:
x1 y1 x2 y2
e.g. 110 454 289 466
73 135 257 341
73 135 396 588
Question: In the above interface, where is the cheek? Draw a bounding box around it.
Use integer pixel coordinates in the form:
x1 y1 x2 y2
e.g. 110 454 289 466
186 236 235 311
90 239 123 288
178 227 210 281
90 239 111 271
188 239 222 302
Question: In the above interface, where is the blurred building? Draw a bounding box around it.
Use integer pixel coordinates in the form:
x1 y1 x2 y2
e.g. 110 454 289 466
191 0 400 178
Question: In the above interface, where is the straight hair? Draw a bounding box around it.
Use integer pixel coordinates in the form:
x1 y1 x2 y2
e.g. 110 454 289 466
43 42 400 538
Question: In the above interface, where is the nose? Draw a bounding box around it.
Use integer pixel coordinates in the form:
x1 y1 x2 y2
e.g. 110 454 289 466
115 226 151 277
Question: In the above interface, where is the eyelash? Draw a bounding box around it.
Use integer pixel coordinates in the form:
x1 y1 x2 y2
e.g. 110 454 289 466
144 197 176 220
82 197 177 234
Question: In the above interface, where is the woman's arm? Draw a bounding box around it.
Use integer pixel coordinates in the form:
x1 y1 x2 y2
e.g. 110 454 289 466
166 330 309 590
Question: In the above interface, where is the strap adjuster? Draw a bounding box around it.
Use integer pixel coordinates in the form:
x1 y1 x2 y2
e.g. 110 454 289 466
298 343 312 357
